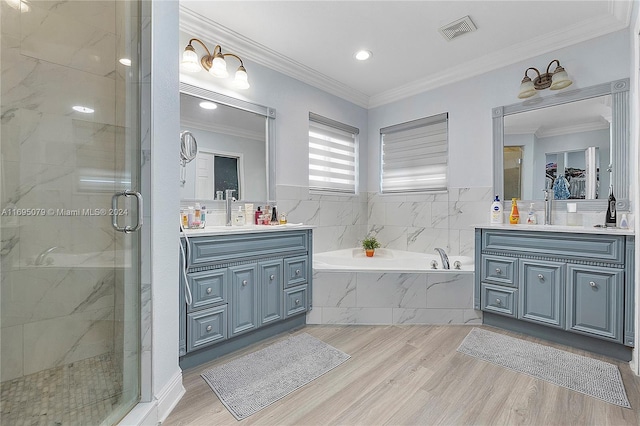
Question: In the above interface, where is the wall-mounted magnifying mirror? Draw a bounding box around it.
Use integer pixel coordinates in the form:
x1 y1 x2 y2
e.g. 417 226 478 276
179 82 276 202
493 78 629 211
179 130 197 186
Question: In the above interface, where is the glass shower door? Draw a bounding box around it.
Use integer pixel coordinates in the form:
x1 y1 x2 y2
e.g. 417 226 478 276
0 1 144 424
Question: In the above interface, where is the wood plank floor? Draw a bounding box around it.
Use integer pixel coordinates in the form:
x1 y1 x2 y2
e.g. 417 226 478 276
163 325 640 425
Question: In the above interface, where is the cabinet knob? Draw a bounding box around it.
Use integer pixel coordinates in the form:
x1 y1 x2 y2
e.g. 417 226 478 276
206 325 212 332
589 281 597 288
495 299 502 305
295 299 300 305
537 274 544 280
242 280 248 286
206 287 212 294
495 268 502 275
270 274 275 280
295 269 301 276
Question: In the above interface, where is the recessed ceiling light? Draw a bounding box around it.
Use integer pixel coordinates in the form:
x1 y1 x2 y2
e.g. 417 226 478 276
72 105 94 114
354 50 372 61
119 58 132 66
199 101 217 110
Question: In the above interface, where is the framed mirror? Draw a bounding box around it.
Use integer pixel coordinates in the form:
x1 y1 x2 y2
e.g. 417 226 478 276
493 78 629 211
179 82 276 202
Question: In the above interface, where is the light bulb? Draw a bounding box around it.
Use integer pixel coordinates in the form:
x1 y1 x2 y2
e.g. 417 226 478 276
181 48 201 73
232 67 250 90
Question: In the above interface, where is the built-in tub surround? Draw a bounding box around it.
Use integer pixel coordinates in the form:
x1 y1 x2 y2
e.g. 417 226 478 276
310 248 478 325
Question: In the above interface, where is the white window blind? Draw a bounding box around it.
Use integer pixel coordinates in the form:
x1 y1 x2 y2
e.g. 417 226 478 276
380 113 448 193
309 112 359 193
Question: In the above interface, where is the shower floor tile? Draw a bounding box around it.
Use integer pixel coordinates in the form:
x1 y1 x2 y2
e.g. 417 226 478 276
0 353 122 426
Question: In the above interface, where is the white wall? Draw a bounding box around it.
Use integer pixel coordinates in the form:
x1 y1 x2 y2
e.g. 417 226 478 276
367 29 631 193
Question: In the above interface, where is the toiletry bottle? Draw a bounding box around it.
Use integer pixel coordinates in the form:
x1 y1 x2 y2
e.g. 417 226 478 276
233 206 244 226
490 195 503 224
605 185 617 227
254 206 262 225
200 205 206 227
620 213 629 229
181 209 188 229
279 213 287 225
187 206 195 228
194 202 202 228
526 203 536 224
244 204 254 225
509 198 520 224
271 206 278 225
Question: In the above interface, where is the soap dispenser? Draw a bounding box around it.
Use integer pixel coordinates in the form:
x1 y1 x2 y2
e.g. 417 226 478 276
233 206 245 226
526 203 537 225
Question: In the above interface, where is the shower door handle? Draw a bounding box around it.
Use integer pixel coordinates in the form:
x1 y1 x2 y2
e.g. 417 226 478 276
112 190 143 233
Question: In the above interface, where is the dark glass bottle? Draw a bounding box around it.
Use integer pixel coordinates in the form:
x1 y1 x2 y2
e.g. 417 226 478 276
605 185 617 227
270 206 278 225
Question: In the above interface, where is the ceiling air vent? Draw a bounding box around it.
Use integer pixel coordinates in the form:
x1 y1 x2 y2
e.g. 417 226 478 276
438 15 477 41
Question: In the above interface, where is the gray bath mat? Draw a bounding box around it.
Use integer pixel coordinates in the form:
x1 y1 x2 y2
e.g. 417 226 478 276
457 328 631 408
201 332 350 420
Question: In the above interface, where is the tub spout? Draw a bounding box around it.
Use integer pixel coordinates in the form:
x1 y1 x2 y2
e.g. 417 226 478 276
434 247 450 270
35 246 62 266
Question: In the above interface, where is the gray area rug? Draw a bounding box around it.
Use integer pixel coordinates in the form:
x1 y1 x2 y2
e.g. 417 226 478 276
201 332 350 420
457 328 631 408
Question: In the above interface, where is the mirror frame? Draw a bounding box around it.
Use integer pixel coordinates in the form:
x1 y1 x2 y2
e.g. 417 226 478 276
179 82 277 202
493 78 630 211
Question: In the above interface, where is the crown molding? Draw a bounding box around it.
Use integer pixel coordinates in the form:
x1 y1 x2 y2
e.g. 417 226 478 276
181 117 265 142
179 5 370 108
180 3 630 110
535 119 610 138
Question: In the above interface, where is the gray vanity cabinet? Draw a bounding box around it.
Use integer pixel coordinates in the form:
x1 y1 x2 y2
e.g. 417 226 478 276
475 228 634 352
179 229 313 361
566 265 624 341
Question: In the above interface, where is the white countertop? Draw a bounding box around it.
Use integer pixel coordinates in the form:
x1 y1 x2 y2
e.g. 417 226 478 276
475 223 634 236
182 223 314 237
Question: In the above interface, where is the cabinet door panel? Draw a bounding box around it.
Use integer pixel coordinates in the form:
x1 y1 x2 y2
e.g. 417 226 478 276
566 265 623 342
519 260 565 328
259 260 283 325
229 264 258 337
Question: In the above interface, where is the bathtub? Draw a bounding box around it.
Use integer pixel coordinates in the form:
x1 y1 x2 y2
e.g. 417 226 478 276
313 248 474 273
309 248 480 326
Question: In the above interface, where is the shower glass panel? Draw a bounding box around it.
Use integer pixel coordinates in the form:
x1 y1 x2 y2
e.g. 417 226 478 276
1 1 144 424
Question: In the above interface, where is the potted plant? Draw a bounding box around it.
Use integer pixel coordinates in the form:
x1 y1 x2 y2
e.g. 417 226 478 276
361 236 381 257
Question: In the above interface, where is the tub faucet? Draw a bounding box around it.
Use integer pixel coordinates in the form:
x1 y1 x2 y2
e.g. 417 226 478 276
543 189 552 225
35 246 61 266
225 189 236 226
434 247 450 270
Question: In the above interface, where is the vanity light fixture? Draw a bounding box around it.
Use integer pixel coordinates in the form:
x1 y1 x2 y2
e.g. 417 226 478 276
518 59 572 99
181 38 250 90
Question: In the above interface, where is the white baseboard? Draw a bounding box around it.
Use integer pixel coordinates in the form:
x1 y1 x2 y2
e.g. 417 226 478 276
118 370 185 425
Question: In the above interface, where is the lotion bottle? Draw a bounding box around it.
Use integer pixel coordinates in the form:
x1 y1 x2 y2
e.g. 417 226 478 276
233 206 245 226
490 195 503 224
526 203 537 224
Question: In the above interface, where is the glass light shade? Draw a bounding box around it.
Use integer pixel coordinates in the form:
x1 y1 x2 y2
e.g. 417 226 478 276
232 68 250 90
550 69 572 90
518 78 536 99
209 55 229 78
181 48 201 72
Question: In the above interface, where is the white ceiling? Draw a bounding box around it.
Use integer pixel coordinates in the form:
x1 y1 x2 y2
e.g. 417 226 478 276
179 1 632 108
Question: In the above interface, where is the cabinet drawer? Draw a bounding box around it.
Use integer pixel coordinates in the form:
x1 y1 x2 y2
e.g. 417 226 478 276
285 285 308 317
482 230 624 264
482 255 517 287
187 269 227 312
190 231 308 265
481 283 517 317
187 305 227 351
284 256 308 288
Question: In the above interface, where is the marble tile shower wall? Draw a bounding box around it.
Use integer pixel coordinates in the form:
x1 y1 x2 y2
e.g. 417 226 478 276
277 185 493 256
1 1 122 381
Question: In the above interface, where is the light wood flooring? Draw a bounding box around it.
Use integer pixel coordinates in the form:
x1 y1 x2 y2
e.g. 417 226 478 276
163 325 640 425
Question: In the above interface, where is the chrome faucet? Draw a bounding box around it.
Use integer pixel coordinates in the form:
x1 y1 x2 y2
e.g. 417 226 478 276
543 189 553 225
225 189 236 226
434 247 450 270
35 246 61 265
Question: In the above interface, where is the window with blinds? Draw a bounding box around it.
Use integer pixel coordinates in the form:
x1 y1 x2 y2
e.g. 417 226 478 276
380 113 448 193
308 112 359 194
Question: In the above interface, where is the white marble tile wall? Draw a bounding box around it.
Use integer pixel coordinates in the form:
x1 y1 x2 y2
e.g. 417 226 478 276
1 0 124 381
310 270 481 325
